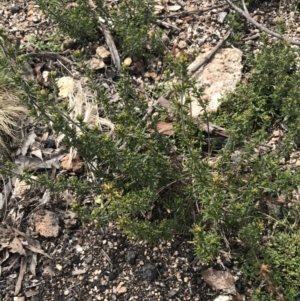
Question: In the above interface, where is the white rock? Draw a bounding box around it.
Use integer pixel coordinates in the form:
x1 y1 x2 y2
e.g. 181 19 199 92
188 48 243 117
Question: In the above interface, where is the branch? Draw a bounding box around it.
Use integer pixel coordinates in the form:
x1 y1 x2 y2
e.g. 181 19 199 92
98 21 121 71
188 31 232 75
225 0 300 46
22 52 75 65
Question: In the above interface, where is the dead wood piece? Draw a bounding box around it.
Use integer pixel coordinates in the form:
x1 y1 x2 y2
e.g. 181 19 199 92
142 90 173 121
14 255 27 295
244 33 260 41
23 244 52 260
156 20 180 30
188 31 232 75
225 0 300 46
98 22 121 71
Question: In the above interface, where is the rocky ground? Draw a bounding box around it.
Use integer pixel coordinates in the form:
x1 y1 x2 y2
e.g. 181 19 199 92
1 0 300 300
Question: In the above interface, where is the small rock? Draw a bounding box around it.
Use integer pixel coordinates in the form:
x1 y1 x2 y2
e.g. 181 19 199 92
32 16 40 23
33 210 60 237
123 57 132 66
177 40 187 49
89 57 105 70
85 255 93 264
108 272 117 281
167 290 178 298
142 263 157 282
213 296 231 301
126 251 136 265
10 6 20 14
64 218 78 229
217 11 227 23
117 286 127 294
72 254 80 265
223 259 233 268
186 253 195 263
62 38 75 50
64 289 69 296
196 277 202 285
43 139 56 148
168 5 181 11
96 46 110 59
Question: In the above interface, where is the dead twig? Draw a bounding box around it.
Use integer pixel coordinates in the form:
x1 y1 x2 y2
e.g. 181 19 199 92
244 33 260 41
21 52 75 65
156 20 180 30
14 255 27 295
225 0 300 46
98 21 121 71
188 31 232 75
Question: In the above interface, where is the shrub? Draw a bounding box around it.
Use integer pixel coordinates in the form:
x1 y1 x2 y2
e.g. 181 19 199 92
2 3 300 299
36 0 164 59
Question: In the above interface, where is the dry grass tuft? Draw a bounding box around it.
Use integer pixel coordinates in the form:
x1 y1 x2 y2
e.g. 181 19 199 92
0 63 28 152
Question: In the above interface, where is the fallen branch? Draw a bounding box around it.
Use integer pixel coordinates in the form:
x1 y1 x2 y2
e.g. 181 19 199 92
22 52 75 65
156 20 180 30
225 0 300 46
98 21 121 71
244 33 260 41
188 31 232 75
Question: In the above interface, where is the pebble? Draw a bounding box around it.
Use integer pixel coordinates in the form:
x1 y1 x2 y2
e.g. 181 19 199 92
43 139 56 148
32 16 40 23
64 289 69 296
126 251 136 265
85 255 93 264
177 40 187 49
108 271 117 281
217 12 227 23
10 7 20 14
118 286 127 294
142 263 158 282
167 290 178 298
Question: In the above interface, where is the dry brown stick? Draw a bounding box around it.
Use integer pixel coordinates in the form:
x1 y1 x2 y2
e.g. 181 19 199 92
22 52 75 65
241 0 249 14
156 20 180 30
225 0 300 46
188 31 232 75
14 255 27 295
98 22 121 71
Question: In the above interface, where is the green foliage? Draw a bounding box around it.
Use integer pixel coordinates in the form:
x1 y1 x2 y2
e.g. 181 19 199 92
110 0 164 57
29 30 66 52
36 0 100 41
36 0 163 59
2 3 300 298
